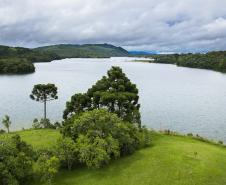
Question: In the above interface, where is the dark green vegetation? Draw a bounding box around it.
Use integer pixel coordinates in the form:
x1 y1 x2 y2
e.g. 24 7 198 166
152 51 226 72
0 45 59 74
0 58 35 74
2 129 226 185
34 44 129 58
64 66 141 126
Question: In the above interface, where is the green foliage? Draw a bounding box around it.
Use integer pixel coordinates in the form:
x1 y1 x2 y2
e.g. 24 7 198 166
30 84 58 120
0 135 34 185
62 109 149 168
64 66 141 126
37 155 60 185
153 51 226 72
76 135 115 168
30 84 58 102
2 115 11 133
0 58 35 74
55 137 77 170
34 44 129 58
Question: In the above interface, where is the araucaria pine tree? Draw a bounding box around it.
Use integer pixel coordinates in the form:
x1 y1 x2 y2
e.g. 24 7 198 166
30 84 58 120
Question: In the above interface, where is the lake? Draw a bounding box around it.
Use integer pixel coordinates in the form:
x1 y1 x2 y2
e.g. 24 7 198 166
0 57 226 142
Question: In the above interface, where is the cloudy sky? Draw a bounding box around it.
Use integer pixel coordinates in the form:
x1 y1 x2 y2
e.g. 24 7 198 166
1 0 226 52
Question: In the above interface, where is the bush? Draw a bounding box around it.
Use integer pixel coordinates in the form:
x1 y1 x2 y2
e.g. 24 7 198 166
62 109 151 168
0 135 34 185
36 154 60 185
55 137 78 170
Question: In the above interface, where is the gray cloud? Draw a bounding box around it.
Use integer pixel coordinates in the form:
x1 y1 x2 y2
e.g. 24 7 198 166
1 0 226 52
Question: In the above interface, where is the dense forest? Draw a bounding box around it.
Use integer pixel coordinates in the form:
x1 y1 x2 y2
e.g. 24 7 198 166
0 45 60 74
34 44 129 58
151 51 226 72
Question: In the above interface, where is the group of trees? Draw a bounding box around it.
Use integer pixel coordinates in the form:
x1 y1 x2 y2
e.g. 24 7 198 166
0 66 152 184
152 51 226 72
0 58 35 74
63 66 141 127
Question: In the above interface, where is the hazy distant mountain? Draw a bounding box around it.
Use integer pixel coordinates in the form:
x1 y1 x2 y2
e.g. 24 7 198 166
129 51 158 55
34 44 129 58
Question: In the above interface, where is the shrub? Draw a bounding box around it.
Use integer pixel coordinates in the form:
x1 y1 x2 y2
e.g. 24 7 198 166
62 109 151 168
36 155 60 185
0 135 34 185
55 137 78 170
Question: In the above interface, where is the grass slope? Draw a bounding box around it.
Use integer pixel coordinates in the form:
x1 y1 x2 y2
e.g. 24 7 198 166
2 129 226 185
0 129 60 150
47 134 226 185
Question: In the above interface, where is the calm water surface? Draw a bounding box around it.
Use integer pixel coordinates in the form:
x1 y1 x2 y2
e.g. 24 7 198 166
0 57 226 142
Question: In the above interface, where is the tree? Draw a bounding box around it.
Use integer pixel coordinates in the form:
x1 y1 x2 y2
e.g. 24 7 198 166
55 137 77 170
37 155 60 185
64 66 141 127
30 84 58 120
2 115 11 133
63 93 91 119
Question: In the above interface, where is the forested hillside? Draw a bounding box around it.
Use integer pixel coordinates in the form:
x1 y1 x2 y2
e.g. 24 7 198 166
152 51 226 72
34 44 129 58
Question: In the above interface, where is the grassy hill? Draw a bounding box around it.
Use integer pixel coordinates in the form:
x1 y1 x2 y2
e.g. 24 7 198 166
34 44 129 58
1 129 226 185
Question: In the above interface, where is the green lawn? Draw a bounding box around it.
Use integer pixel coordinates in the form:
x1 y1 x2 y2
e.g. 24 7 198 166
45 134 226 185
2 129 226 185
0 129 61 150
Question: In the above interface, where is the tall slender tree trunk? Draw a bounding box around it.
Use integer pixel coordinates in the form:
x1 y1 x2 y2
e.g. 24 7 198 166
44 100 47 120
7 127 9 133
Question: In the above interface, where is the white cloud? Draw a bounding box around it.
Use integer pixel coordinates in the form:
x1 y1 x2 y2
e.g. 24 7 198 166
0 0 226 52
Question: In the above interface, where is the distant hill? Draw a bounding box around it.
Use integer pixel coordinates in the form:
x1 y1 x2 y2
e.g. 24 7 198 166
0 45 60 62
0 43 129 74
34 44 129 58
129 51 158 55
